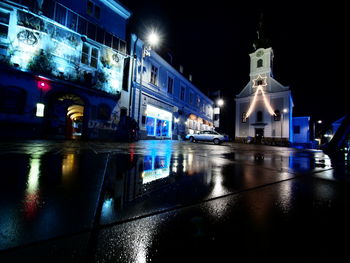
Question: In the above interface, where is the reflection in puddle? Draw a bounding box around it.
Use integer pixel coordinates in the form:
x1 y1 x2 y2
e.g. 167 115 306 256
24 154 42 220
142 155 170 184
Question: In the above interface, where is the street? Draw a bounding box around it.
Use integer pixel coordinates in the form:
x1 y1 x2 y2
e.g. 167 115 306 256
0 140 349 262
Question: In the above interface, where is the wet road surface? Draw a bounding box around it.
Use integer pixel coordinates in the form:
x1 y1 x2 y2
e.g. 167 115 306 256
0 140 349 262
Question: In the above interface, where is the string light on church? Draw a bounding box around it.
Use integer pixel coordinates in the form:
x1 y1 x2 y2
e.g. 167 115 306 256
246 75 276 118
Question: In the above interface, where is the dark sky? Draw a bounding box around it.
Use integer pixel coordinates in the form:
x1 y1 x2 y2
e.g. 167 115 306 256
119 0 348 134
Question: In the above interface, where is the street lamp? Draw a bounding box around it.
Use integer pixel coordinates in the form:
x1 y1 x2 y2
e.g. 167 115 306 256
281 108 288 142
217 98 224 107
134 30 160 123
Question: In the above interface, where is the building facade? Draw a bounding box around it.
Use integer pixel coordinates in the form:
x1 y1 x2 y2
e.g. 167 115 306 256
235 47 294 144
0 0 131 139
129 35 215 140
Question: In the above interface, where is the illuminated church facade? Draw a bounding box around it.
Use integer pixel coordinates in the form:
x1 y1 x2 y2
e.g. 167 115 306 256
235 46 295 144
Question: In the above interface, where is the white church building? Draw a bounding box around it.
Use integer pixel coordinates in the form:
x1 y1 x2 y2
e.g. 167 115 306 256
235 45 310 145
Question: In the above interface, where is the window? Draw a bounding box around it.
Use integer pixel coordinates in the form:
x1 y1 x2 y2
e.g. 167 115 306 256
112 36 119 50
81 43 99 68
180 86 185 100
167 77 173 94
54 4 67 25
87 1 101 19
294 125 300 134
257 111 263 122
97 104 111 120
150 65 158 85
77 16 87 35
0 86 27 114
257 59 263 68
0 9 10 40
189 92 194 105
66 10 78 31
274 110 281 121
242 112 247 123
87 22 96 40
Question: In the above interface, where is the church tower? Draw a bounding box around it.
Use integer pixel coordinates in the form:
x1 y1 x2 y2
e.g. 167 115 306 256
235 15 294 144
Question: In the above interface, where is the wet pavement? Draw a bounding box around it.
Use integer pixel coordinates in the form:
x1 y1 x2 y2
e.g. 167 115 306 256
0 140 349 262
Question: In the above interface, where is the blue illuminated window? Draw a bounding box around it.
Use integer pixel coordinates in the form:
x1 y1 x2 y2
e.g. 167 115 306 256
146 116 155 136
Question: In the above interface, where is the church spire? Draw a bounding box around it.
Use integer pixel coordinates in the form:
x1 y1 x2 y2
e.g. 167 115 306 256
253 13 270 50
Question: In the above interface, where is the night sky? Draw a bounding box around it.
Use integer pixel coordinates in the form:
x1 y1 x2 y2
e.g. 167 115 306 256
119 0 348 135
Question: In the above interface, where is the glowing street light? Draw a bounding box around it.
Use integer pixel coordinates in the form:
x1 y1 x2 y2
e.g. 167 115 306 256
217 99 224 107
147 31 160 47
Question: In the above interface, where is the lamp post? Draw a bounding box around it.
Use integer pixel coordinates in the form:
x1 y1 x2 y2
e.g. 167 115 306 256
133 30 160 124
281 108 288 142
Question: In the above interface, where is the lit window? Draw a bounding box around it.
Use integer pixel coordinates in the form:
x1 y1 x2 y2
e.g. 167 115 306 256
150 65 158 85
0 9 10 40
81 43 99 68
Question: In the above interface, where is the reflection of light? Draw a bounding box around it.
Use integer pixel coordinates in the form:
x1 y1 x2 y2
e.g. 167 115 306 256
24 154 42 219
101 197 114 219
211 175 224 196
27 158 40 194
62 154 76 184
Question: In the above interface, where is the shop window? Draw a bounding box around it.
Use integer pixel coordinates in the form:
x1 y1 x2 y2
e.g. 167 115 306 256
0 9 10 40
81 43 99 68
257 59 263 68
97 104 111 120
146 116 155 135
150 65 158 85
0 86 27 114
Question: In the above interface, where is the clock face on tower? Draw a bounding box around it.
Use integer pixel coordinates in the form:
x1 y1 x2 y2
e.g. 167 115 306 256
256 50 264 57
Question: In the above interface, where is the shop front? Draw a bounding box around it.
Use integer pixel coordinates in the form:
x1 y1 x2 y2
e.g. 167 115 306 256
145 104 172 138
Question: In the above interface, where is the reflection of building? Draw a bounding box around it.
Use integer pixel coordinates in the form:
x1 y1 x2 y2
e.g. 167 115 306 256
129 36 215 140
0 0 131 139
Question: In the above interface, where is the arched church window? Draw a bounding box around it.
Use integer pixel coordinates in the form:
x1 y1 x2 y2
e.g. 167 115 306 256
257 111 263 122
257 59 263 68
274 110 281 121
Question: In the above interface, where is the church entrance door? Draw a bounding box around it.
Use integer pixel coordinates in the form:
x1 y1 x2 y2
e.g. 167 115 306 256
255 128 264 144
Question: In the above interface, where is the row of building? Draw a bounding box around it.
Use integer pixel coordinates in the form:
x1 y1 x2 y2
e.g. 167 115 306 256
0 0 218 140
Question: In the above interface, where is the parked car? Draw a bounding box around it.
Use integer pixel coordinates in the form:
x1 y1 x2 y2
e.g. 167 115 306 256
185 130 228 145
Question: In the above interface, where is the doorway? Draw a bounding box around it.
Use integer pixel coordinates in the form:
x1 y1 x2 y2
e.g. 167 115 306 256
255 128 264 144
49 94 85 139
